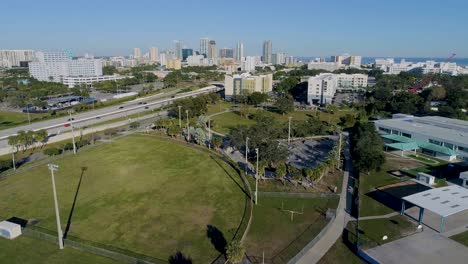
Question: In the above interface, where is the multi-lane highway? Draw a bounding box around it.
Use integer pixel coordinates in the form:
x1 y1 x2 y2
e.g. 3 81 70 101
0 85 222 152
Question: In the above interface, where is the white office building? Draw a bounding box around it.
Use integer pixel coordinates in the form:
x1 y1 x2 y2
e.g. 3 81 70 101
307 73 337 105
375 115 468 161
307 62 341 71
0 50 34 68
224 73 273 100
332 54 362 67
262 40 272 64
336 73 368 90
63 75 127 88
272 53 286 65
241 56 257 73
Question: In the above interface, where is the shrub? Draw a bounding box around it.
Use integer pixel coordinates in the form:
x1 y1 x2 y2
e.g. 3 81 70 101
43 148 62 156
62 142 74 151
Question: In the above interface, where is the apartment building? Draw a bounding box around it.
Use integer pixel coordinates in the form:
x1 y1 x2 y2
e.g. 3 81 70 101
224 73 273 99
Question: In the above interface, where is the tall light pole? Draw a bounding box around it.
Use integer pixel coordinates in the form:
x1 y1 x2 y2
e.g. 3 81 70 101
26 103 31 125
245 137 249 174
68 110 76 155
186 110 190 141
178 105 182 127
48 164 64 250
255 148 259 205
288 116 292 144
208 119 211 149
11 147 16 171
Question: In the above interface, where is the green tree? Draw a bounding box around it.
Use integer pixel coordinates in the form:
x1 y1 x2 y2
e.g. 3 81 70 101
350 122 385 173
275 163 287 182
247 92 268 106
34 129 48 148
274 96 294 114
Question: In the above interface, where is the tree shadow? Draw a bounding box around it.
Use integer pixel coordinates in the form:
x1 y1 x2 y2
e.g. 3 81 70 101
206 225 227 256
168 251 192 264
210 156 251 199
63 166 87 239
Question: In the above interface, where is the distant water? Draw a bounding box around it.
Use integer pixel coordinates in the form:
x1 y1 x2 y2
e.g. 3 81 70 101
297 57 468 66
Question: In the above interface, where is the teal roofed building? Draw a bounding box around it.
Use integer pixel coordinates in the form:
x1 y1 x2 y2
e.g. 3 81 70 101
374 114 468 162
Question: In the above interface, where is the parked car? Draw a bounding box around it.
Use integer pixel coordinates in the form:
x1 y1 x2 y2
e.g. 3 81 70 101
119 106 124 109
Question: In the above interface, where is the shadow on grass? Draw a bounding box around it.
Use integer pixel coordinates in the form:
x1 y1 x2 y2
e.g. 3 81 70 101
63 166 87 239
168 251 192 264
207 225 227 257
210 156 251 199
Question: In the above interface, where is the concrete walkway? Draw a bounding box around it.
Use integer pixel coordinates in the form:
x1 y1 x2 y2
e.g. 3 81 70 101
294 133 351 264
355 212 399 221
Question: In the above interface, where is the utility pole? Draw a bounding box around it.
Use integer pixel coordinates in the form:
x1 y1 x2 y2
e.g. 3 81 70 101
255 148 259 205
68 110 76 155
245 137 249 174
208 119 211 149
48 164 64 250
186 110 190 141
11 147 16 171
26 103 31 125
178 105 182 127
288 116 292 144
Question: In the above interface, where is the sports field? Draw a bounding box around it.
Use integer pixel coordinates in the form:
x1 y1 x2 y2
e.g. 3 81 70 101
0 135 247 262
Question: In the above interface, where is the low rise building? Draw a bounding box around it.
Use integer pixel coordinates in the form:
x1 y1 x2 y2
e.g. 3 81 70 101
307 62 341 71
166 59 181 70
374 114 468 161
224 73 273 100
307 73 368 105
63 75 128 88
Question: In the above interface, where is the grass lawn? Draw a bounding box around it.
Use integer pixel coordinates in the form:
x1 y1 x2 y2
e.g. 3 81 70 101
359 162 410 217
318 238 363 264
451 231 468 247
0 236 120 264
0 135 246 262
357 215 416 249
407 154 439 165
0 111 48 130
245 196 339 263
211 112 256 134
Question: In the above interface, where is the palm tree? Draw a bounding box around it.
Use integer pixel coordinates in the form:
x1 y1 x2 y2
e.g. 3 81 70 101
35 129 48 148
16 130 27 152
225 240 245 264
7 135 19 153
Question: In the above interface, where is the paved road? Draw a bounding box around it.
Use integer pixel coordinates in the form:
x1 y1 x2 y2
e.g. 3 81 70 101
0 86 221 152
294 133 351 264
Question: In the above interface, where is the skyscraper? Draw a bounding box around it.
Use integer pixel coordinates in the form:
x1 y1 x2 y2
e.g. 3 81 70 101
174 40 183 60
235 42 244 62
149 47 159 62
200 37 209 58
262 40 272 64
182 48 193 61
133 48 141 59
219 48 234 58
208 40 217 59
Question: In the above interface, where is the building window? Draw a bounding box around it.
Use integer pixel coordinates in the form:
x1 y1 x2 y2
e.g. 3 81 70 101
379 127 391 133
402 133 411 138
429 139 442 146
443 142 454 150
458 146 468 153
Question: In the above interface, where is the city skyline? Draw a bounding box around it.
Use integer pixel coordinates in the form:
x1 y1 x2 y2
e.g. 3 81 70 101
1 0 467 57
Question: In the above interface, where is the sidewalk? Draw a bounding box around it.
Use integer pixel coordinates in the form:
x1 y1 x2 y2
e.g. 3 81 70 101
294 134 351 264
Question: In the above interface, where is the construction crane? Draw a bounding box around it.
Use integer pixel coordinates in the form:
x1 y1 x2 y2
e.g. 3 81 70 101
408 53 456 93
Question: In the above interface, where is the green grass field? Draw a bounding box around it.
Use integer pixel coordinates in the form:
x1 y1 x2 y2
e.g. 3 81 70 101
244 196 339 263
451 231 468 247
0 236 119 264
211 112 256 134
0 135 246 262
318 238 363 264
0 111 48 130
357 215 416 249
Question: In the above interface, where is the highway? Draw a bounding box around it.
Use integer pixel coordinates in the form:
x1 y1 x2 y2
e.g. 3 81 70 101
0 85 222 151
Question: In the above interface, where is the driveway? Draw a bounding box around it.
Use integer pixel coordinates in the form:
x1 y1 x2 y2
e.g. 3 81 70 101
365 228 468 264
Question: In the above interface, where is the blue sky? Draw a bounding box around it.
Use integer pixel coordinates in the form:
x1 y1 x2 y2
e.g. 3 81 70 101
1 0 467 57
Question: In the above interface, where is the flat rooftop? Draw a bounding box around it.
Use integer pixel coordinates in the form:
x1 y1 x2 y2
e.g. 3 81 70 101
375 115 468 145
403 185 468 217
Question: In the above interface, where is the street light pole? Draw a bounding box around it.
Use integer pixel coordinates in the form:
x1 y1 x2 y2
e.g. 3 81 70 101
208 119 211 149
245 137 249 174
178 105 182 127
11 148 16 171
68 110 76 155
48 164 64 250
186 110 190 141
255 148 259 205
288 116 292 144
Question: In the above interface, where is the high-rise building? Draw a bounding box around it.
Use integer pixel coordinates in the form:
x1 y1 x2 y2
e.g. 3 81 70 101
331 54 362 67
182 48 193 61
307 73 337 105
262 40 272 64
241 56 257 73
174 40 183 60
272 53 286 65
0 50 34 68
219 48 234 58
159 52 167 66
208 40 217 59
133 48 141 59
200 37 209 58
149 47 159 62
235 42 244 62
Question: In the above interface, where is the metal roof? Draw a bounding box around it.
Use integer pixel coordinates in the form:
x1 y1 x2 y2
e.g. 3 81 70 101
386 142 419 151
375 116 468 146
403 185 468 217
382 134 414 143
